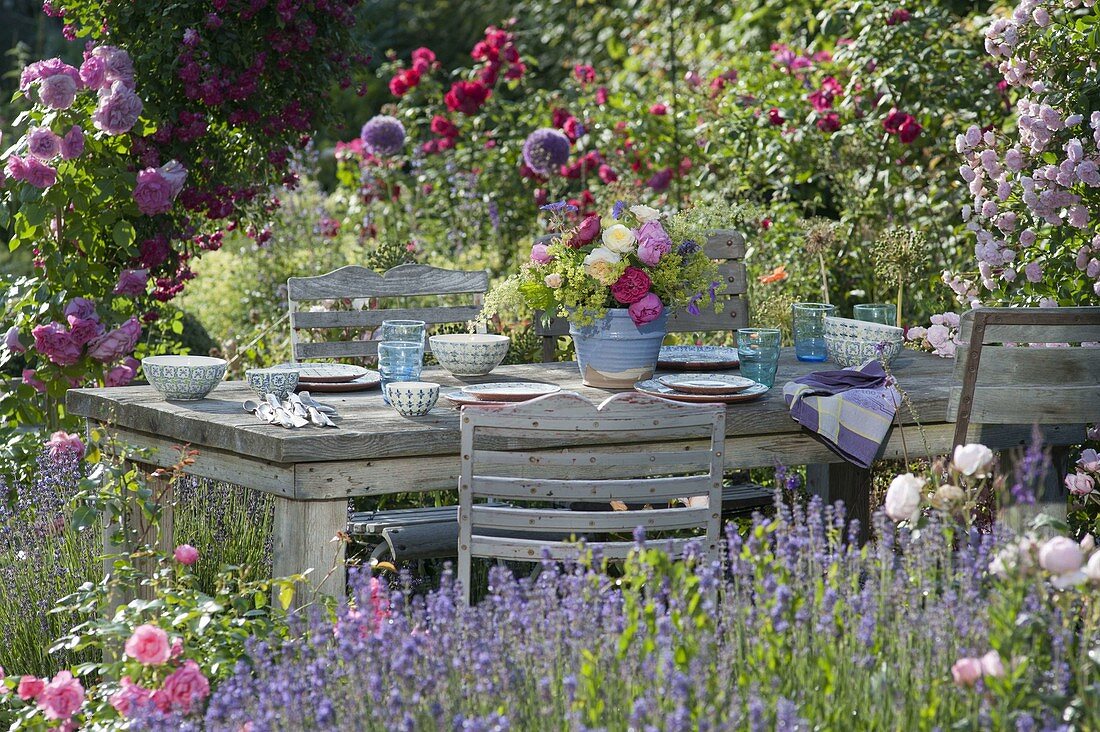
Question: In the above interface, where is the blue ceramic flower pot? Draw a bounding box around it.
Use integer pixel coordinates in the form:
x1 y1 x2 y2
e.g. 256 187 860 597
569 308 669 389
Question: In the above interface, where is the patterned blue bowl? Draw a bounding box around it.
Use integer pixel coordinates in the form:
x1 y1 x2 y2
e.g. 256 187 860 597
142 355 227 401
429 334 510 376
246 367 300 400
385 381 440 416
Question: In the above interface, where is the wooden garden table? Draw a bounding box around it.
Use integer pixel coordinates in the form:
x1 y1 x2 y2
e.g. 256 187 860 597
66 350 1083 598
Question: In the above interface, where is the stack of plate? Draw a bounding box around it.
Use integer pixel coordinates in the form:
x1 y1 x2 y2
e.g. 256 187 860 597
442 382 561 408
657 345 740 371
633 373 768 404
270 362 381 393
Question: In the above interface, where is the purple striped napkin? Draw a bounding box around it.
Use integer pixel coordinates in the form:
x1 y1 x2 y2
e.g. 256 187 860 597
782 360 899 469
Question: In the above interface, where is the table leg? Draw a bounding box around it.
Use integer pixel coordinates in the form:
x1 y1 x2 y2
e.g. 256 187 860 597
272 497 348 602
825 463 872 543
804 464 830 501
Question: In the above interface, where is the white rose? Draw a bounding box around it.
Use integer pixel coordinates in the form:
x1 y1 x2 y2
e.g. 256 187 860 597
544 273 562 289
583 247 622 284
1038 536 1084 575
1085 550 1100 583
952 443 995 477
884 473 925 523
601 224 636 253
629 204 661 222
932 484 966 509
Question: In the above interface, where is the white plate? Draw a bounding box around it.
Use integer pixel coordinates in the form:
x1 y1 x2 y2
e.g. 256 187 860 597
271 362 369 383
460 382 562 402
657 373 757 395
657 345 740 370
442 391 511 408
296 372 381 393
634 379 769 404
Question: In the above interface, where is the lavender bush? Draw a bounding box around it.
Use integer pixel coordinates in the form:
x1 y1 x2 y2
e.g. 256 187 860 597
130 496 1098 731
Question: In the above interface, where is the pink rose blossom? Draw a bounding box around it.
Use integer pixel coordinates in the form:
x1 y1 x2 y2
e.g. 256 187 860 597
22 369 47 394
105 363 136 387
1038 536 1084 575
529 243 552 264
38 73 78 109
31 322 81 365
113 269 149 296
174 544 200 565
109 676 152 717
1066 471 1095 495
635 220 672 266
79 56 107 90
1068 205 1089 228
92 45 135 88
5 155 28 182
5 325 25 354
951 657 982 686
649 103 667 115
133 168 174 215
572 213 601 247
64 298 98 321
124 624 171 665
1078 449 1099 471
87 317 141 363
627 292 664 326
60 126 84 160
67 315 104 346
37 671 84 721
153 660 209 714
93 81 143 136
18 675 45 700
47 431 85 458
23 157 57 189
1024 261 1043 282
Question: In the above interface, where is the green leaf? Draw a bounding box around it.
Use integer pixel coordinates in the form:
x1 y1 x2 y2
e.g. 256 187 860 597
112 221 136 247
71 505 98 531
277 583 294 610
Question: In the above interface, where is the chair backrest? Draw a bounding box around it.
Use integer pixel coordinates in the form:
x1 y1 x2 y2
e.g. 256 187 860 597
457 391 725 600
947 306 1100 446
533 229 749 360
286 263 489 361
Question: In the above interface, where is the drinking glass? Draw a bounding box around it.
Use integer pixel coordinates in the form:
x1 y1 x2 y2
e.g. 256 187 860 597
853 303 897 327
791 303 835 362
378 341 423 404
736 328 781 388
381 319 426 356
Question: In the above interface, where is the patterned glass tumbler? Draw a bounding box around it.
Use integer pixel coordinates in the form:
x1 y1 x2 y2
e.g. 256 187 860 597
378 341 423 404
792 303 835 362
736 328 781 388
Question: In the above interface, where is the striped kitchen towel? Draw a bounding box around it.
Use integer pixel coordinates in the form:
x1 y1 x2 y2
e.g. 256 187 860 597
782 360 899 469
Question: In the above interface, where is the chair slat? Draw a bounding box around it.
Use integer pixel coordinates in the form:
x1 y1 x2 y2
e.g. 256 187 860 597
469 504 712 533
291 305 482 330
287 263 488 300
469 474 713 502
702 230 746 259
951 345 1100 384
472 448 713 468
467 535 691 562
947 385 1100 424
295 340 381 360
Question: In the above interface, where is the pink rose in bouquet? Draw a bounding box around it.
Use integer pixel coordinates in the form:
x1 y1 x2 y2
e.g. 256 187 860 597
87 317 141 362
571 213 601 247
636 220 672 265
627 292 664 325
610 266 652 304
529 243 552 264
31 322 81 366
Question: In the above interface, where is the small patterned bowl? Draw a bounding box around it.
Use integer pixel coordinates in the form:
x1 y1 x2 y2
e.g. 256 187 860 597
429 334 510 377
825 334 904 368
246 367 300 400
142 355 227 401
385 381 440 417
825 315 904 342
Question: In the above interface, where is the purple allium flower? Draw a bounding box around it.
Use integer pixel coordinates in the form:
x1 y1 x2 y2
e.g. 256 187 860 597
522 128 570 176
360 115 406 157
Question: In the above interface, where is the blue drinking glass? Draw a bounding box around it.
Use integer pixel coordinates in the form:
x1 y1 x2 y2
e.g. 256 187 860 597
378 341 423 404
736 328 781 388
381 319 426 358
792 303 835 362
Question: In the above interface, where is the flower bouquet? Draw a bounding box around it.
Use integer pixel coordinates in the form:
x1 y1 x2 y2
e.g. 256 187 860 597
482 201 723 387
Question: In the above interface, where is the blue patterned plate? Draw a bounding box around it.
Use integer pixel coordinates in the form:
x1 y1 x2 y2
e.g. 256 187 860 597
657 345 740 371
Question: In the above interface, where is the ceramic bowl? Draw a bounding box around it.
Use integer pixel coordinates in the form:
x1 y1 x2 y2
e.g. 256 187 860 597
825 334 904 368
825 315 903 342
142 355 227 401
246 367 300 400
385 381 440 416
429 334 510 376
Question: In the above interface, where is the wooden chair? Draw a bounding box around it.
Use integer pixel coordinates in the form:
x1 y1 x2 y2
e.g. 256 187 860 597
457 391 726 602
286 263 489 559
948 306 1100 509
286 263 489 361
533 229 749 361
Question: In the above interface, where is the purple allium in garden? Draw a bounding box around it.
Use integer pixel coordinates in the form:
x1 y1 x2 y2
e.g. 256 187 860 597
360 115 406 157
522 128 570 176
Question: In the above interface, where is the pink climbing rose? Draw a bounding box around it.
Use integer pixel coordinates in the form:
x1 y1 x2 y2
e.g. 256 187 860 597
37 670 84 721
174 544 199 565
60 125 84 160
109 676 153 717
31 322 81 366
153 660 209 714
87 317 141 363
113 268 149 296
92 81 143 136
18 675 45 701
27 127 62 160
124 624 171 665
47 431 85 459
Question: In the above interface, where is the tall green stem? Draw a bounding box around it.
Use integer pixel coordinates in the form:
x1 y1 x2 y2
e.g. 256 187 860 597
818 252 830 305
896 279 904 328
